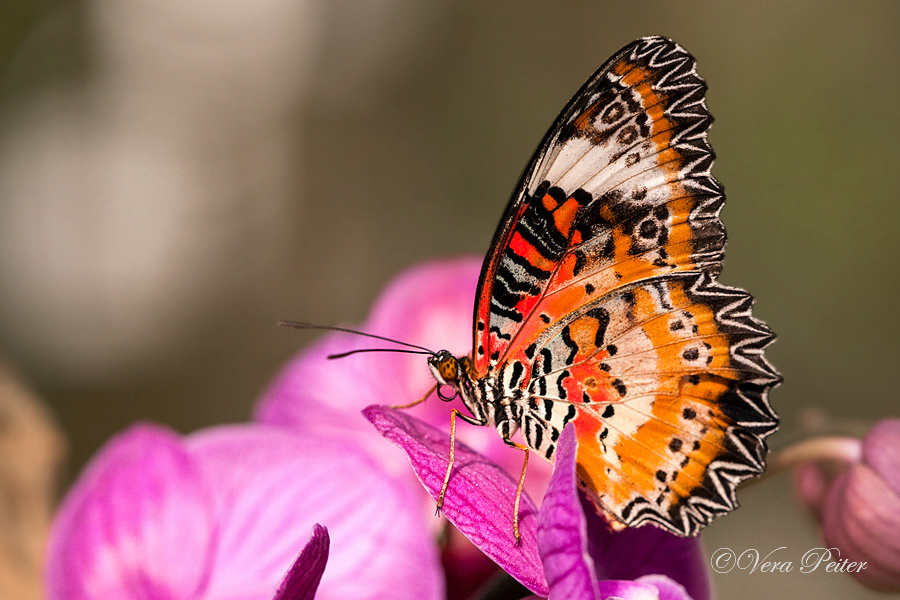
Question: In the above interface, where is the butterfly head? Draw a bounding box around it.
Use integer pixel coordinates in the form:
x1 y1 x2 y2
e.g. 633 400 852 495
428 350 475 402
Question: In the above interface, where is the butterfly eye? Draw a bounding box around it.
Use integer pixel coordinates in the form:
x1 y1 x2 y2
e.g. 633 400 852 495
439 357 458 381
437 385 458 402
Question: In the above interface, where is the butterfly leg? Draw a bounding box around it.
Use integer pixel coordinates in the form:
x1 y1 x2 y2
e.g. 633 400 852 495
437 408 486 515
389 383 437 410
502 438 530 544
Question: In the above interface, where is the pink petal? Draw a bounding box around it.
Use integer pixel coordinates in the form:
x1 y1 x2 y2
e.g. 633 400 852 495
596 580 660 600
366 256 481 368
253 333 405 474
365 405 549 596
187 424 444 600
254 257 480 476
822 465 900 592
256 257 478 427
793 461 830 522
538 424 599 600
45 424 216 600
273 525 329 600
862 418 900 495
634 575 694 600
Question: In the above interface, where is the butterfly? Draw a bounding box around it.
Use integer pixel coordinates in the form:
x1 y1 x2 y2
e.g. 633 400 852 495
285 35 780 540
420 36 780 539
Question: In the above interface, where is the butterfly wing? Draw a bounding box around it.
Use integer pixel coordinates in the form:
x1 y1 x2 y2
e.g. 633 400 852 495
519 273 778 535
473 36 780 536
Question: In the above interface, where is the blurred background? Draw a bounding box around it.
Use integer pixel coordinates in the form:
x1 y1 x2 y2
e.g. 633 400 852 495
1 1 898 598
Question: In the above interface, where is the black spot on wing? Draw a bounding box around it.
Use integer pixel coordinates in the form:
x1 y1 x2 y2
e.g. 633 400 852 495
561 325 579 364
490 325 511 341
506 247 553 281
556 370 570 400
516 194 568 261
490 299 523 323
543 398 554 420
509 361 525 387
539 348 554 376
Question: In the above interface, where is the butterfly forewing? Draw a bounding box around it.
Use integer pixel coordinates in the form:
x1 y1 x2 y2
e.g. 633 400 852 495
472 36 780 536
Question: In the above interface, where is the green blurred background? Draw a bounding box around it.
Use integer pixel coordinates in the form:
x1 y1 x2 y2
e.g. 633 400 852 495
1 1 898 598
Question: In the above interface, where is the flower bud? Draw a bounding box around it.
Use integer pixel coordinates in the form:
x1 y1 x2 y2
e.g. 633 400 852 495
796 419 900 592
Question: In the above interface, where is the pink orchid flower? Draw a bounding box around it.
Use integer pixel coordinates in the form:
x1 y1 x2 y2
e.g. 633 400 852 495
367 406 710 600
45 422 443 600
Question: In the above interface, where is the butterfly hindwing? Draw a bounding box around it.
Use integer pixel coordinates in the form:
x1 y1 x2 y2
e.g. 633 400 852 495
472 36 780 536
517 273 778 534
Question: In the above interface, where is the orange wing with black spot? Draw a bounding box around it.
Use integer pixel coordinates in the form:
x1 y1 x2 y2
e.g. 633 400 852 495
473 37 780 536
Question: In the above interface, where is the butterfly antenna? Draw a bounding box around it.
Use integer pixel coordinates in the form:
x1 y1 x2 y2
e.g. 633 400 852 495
277 321 436 355
326 347 433 359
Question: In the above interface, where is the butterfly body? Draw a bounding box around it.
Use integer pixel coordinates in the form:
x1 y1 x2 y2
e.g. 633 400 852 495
429 36 780 537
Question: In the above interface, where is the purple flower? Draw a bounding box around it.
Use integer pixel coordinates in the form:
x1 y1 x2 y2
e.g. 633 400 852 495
794 418 900 592
45 422 444 600
366 405 709 600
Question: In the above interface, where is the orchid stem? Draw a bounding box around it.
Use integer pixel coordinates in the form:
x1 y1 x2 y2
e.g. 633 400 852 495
743 435 862 489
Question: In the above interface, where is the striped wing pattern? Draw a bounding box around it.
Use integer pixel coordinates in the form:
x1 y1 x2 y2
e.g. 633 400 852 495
473 37 780 536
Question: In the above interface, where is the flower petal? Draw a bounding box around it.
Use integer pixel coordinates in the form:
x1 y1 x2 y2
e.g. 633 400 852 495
862 418 900 495
254 257 478 428
252 332 406 475
254 258 480 475
794 461 830 521
822 464 900 592
596 579 659 600
45 424 215 600
188 424 444 600
538 424 599 600
635 575 694 600
365 405 548 596
366 256 481 367
581 498 709 600
597 577 694 600
273 524 330 600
